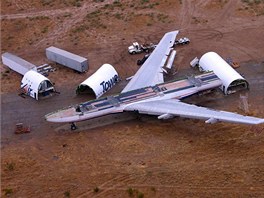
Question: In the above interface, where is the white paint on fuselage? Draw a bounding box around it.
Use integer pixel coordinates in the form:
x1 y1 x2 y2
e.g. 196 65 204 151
45 75 222 123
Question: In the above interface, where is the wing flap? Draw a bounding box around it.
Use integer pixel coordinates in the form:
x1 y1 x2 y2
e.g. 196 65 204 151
124 99 264 125
121 30 179 93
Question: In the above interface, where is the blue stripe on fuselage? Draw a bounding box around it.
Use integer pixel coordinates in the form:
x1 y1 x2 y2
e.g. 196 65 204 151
201 75 218 82
163 85 195 95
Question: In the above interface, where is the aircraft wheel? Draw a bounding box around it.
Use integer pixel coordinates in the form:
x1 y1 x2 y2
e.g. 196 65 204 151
71 123 77 130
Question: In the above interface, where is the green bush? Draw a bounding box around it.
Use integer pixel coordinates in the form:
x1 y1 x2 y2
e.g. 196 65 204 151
127 187 134 196
3 188 13 196
93 187 99 193
64 191 70 197
5 162 15 171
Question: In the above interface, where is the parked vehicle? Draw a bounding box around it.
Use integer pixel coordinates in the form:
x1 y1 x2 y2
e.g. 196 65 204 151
174 37 190 46
128 42 156 54
137 54 150 65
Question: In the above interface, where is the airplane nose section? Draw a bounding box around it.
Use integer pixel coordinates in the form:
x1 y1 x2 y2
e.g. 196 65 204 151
45 112 71 123
45 113 60 123
45 107 79 123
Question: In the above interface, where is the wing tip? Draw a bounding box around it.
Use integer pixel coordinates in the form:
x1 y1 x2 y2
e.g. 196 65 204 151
165 30 179 38
256 119 264 125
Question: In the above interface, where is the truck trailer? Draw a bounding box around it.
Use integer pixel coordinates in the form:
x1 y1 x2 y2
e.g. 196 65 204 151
1 52 37 75
46 46 88 73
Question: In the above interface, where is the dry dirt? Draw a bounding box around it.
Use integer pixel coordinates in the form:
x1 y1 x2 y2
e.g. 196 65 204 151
1 0 264 197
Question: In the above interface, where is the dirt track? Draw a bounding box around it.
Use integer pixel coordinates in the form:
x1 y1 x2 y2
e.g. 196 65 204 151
1 0 264 197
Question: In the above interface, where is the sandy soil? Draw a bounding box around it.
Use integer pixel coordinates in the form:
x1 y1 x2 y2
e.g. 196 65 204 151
1 0 264 197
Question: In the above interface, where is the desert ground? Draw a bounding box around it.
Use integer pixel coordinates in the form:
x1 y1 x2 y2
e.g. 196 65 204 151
1 0 264 197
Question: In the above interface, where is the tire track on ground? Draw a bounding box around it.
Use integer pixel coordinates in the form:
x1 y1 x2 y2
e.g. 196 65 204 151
225 39 261 60
179 0 193 28
77 173 137 197
188 28 224 41
1 7 75 20
1 1 116 48
216 0 240 23
76 166 264 197
179 0 206 29
33 1 115 48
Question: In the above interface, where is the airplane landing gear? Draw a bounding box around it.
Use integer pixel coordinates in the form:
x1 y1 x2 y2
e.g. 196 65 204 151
71 122 77 130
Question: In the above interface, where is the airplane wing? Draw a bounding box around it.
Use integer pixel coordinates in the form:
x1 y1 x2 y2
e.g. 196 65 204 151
121 30 179 93
124 99 264 125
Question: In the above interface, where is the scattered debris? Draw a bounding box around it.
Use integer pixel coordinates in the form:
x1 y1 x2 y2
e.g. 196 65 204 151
37 64 56 76
226 57 240 68
14 123 30 134
18 89 27 98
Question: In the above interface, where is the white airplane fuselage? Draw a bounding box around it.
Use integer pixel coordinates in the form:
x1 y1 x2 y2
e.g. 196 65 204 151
45 72 222 123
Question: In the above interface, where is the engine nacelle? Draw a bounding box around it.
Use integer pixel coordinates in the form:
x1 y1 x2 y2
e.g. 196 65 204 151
205 118 218 124
158 113 174 120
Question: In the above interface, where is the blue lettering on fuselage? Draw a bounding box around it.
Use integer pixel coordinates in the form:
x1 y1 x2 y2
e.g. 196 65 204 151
23 84 33 96
100 75 119 93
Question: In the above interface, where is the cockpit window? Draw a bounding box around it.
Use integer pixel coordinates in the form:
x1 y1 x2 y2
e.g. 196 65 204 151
76 104 95 112
76 105 81 112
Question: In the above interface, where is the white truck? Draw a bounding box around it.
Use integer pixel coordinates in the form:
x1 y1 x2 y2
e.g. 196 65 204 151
174 37 190 46
128 42 156 54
